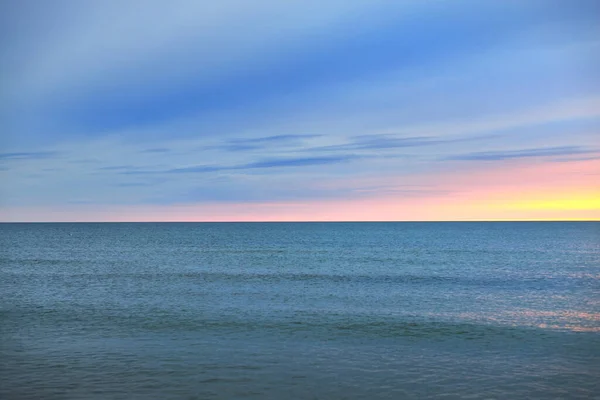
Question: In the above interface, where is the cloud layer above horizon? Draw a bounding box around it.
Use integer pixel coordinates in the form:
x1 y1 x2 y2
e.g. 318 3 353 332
1 0 599 221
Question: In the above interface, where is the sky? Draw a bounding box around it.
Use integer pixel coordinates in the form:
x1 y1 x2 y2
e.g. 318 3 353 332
0 0 598 222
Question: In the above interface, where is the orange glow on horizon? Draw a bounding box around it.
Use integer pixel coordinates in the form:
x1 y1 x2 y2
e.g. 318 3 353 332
1 159 598 222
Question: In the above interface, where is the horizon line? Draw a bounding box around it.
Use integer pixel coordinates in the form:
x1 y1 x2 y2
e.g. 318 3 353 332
1 219 598 223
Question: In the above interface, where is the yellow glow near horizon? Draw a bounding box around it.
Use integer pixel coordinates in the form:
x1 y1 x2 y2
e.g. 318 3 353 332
2 190 599 222
1 159 598 222
507 193 600 212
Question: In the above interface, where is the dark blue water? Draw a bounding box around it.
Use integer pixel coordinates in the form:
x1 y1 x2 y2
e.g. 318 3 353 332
1 222 599 399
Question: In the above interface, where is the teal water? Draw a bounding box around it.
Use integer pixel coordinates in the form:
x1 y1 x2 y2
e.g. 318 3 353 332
1 222 599 399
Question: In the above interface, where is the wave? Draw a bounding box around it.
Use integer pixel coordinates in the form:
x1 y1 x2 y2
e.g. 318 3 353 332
4 266 596 292
7 306 598 342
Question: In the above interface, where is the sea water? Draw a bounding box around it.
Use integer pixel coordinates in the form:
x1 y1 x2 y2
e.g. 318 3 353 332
1 222 598 399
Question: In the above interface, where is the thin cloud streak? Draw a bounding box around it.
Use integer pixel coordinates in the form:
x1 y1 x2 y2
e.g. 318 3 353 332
116 154 359 175
205 134 321 152
0 151 59 160
140 147 171 153
167 154 359 174
446 146 597 161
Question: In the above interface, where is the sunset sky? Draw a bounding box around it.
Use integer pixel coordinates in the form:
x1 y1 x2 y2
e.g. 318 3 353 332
1 0 598 221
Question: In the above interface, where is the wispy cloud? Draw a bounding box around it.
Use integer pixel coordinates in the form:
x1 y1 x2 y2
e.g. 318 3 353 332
166 154 358 174
551 155 600 163
141 147 170 153
0 151 59 160
116 154 358 176
113 182 157 188
165 165 223 174
243 155 356 169
303 135 442 153
230 134 320 144
446 146 597 161
207 134 320 152
97 165 138 171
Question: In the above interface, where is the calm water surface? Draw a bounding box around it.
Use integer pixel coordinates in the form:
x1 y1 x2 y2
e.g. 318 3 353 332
1 222 599 399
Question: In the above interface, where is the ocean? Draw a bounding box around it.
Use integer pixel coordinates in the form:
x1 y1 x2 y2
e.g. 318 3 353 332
1 222 598 399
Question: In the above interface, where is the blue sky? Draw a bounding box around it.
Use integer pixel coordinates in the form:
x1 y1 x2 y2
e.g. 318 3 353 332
0 0 599 220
